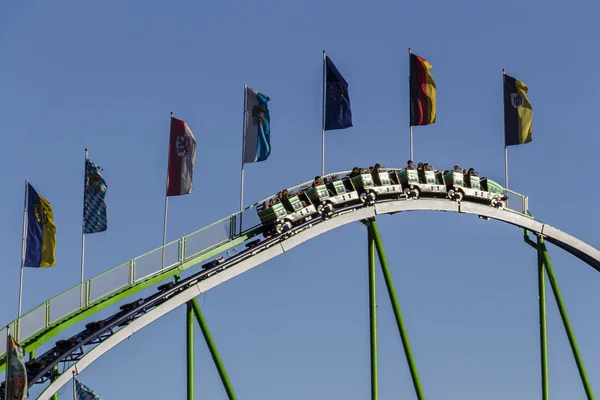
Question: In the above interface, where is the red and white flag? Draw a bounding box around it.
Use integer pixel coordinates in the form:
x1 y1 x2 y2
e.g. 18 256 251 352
167 116 196 196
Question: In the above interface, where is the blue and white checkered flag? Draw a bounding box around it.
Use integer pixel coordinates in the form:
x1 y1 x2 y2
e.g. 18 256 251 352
84 158 108 234
75 378 102 400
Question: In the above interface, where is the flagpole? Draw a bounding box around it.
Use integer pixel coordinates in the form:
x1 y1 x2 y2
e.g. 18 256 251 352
503 69 509 189
240 84 248 211
409 48 413 161
17 179 28 320
162 113 173 269
321 50 326 177
4 327 9 400
72 371 76 399
80 149 88 286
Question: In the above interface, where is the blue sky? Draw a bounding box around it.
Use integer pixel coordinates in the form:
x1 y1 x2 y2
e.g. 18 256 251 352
2 0 600 398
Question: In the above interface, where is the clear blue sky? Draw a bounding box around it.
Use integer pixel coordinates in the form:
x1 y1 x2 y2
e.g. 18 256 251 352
2 0 600 398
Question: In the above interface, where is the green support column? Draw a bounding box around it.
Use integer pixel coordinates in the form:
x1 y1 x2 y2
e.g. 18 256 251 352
51 365 59 400
187 302 195 400
537 236 549 400
539 238 595 400
190 298 238 400
368 228 378 400
369 219 426 400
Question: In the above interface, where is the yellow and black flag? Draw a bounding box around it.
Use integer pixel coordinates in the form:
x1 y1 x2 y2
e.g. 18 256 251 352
503 74 532 146
410 53 436 126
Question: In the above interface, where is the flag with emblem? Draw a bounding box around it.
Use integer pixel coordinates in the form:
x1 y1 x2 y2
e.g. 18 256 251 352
410 52 437 126
504 73 532 146
83 158 107 234
74 378 102 400
243 87 271 163
324 56 353 131
167 116 197 196
6 335 27 400
24 183 56 268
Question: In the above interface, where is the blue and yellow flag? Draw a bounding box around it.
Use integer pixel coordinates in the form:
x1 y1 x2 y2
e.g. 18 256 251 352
84 159 107 234
24 183 56 268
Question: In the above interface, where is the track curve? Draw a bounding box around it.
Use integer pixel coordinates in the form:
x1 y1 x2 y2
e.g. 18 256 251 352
35 197 600 399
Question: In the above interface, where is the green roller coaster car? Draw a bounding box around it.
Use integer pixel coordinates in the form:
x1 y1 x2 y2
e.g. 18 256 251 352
350 172 377 204
396 168 446 198
257 201 288 233
445 171 507 207
305 177 359 218
370 169 403 199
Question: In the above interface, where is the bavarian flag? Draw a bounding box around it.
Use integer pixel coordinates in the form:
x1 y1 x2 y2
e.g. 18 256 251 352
409 53 436 126
24 183 56 268
504 74 532 146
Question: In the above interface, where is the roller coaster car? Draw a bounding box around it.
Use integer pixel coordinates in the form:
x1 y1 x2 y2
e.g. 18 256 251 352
55 337 78 350
202 257 225 270
396 169 446 199
157 282 175 292
85 320 106 332
350 172 377 205
445 172 506 207
371 169 403 199
305 177 359 218
120 298 144 312
25 359 49 375
245 239 261 249
257 200 288 236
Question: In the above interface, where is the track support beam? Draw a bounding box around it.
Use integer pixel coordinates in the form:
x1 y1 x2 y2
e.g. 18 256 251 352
368 228 378 400
51 365 59 400
369 219 426 400
190 298 238 400
537 236 549 400
538 237 595 400
187 302 195 400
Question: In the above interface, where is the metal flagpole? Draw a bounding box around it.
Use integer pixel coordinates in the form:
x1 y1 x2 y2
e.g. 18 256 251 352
503 69 508 189
80 149 88 307
162 113 173 269
4 327 9 400
409 48 413 161
18 179 28 320
72 371 76 400
321 50 326 177
239 84 248 229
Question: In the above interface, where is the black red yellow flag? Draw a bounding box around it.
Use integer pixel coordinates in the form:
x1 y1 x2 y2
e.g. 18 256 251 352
410 53 436 126
504 74 532 146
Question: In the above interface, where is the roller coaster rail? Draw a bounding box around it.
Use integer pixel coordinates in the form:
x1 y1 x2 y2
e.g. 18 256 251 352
2 168 600 400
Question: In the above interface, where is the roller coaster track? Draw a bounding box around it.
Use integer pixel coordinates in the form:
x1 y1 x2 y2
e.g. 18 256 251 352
1 172 599 399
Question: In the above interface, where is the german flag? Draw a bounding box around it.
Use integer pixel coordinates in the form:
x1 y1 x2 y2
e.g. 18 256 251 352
410 53 436 126
503 74 532 146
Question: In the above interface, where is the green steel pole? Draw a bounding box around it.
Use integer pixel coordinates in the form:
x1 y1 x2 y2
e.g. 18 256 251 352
368 228 378 400
539 239 595 400
369 219 426 400
187 302 195 400
537 236 549 400
51 365 59 400
190 298 238 400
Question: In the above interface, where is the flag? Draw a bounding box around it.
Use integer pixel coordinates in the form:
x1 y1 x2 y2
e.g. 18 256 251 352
24 183 56 268
504 74 532 146
84 159 107 234
6 335 27 400
243 87 271 163
74 378 102 400
166 116 197 196
410 53 437 126
324 56 353 131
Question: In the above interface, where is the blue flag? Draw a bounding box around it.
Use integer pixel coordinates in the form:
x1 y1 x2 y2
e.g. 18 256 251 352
243 87 271 163
84 159 107 234
325 56 353 131
75 378 102 400
24 183 56 268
